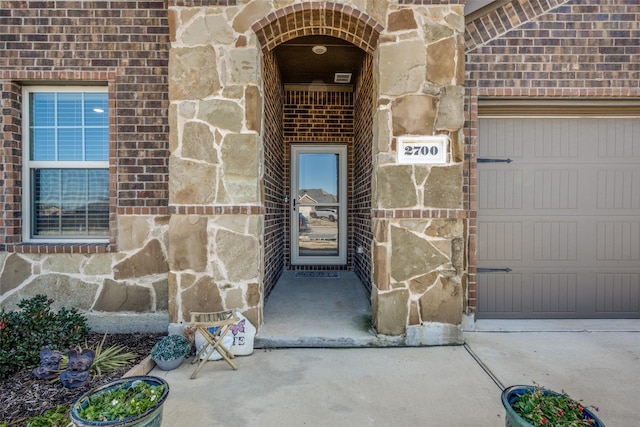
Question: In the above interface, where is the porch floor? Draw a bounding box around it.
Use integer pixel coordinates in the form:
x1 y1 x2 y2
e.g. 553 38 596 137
255 270 392 348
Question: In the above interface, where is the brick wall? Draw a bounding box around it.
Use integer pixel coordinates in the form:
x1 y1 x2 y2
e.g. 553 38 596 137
282 88 355 270
466 0 640 90
0 1 170 253
352 55 374 294
262 51 285 298
464 0 640 314
283 90 354 143
0 81 21 250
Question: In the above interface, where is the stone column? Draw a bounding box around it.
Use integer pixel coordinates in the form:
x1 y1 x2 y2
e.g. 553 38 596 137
371 5 466 344
167 6 265 329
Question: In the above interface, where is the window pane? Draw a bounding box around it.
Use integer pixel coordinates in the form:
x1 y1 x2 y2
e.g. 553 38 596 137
31 127 56 161
32 169 109 238
57 93 83 127
84 93 109 126
57 128 83 161
84 128 109 160
30 93 55 127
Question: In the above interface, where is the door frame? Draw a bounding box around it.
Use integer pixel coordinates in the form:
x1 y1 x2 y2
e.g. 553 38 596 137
290 144 347 265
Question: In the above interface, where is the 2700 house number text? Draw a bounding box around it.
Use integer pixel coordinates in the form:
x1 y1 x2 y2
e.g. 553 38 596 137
404 145 439 157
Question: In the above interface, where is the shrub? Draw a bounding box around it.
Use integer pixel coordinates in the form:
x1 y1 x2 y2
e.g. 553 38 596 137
151 334 191 361
0 295 89 379
25 406 70 427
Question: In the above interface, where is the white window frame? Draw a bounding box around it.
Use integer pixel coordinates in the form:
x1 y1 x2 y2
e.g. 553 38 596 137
22 86 110 244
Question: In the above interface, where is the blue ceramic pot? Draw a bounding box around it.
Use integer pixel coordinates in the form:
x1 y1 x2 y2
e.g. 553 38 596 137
153 356 183 371
501 385 604 427
70 376 169 427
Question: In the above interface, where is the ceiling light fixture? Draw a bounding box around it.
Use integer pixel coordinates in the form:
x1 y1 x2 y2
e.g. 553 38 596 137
312 45 327 55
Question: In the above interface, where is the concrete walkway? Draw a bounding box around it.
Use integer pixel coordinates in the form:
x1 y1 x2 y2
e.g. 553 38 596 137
153 324 640 426
153 274 640 425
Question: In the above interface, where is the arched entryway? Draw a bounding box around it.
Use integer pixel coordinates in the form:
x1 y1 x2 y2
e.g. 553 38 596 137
253 3 381 306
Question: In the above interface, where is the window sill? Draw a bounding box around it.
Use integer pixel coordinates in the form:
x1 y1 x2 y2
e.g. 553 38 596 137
10 243 112 254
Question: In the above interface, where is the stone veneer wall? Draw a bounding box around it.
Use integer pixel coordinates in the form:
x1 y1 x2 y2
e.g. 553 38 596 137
165 1 467 341
464 0 640 316
166 3 266 328
371 5 467 343
282 88 355 270
0 2 170 331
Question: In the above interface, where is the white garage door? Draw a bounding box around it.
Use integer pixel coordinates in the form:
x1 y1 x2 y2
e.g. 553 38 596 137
477 114 640 319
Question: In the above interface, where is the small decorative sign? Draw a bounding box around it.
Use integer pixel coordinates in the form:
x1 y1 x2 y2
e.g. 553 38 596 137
397 135 449 165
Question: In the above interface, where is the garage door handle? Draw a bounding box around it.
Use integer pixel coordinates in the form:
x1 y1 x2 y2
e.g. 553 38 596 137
477 267 512 273
478 158 513 163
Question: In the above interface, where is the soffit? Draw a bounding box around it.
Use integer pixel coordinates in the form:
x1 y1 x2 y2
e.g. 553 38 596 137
273 35 365 86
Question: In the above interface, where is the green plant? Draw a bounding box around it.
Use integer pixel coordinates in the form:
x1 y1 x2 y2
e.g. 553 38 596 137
25 406 70 427
511 384 600 426
150 334 191 361
76 379 167 422
0 295 89 379
90 335 136 376
60 334 136 377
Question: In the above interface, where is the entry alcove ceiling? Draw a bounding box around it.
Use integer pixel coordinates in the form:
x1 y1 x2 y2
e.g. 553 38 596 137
273 35 366 85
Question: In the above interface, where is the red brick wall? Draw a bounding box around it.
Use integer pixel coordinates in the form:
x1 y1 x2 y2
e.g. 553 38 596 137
464 0 640 314
352 55 374 294
282 88 355 270
466 0 639 90
283 90 354 143
262 51 285 298
0 1 170 253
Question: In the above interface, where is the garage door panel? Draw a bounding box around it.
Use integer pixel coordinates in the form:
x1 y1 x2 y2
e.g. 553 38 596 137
534 170 579 209
595 119 640 158
478 169 523 210
533 221 578 261
596 222 640 261
478 116 640 319
533 119 580 158
477 273 523 314
596 274 640 314
478 221 523 261
597 169 640 210
533 273 578 314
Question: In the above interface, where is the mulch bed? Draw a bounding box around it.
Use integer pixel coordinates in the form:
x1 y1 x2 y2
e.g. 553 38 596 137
0 332 165 427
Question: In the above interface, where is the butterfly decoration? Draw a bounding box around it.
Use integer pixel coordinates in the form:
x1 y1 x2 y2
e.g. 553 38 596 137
230 319 245 336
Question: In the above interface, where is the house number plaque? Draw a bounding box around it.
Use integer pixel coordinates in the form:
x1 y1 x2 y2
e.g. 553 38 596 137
397 135 449 165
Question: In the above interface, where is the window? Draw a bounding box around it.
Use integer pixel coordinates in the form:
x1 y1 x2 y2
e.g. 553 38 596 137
23 87 109 242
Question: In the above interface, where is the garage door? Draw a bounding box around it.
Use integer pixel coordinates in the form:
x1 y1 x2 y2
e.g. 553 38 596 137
477 114 640 319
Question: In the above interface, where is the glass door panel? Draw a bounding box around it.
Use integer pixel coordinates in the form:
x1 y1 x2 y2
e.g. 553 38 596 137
291 145 346 265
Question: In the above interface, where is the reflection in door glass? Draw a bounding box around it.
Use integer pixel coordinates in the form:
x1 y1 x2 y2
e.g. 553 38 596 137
298 207 339 257
296 152 340 258
298 153 338 198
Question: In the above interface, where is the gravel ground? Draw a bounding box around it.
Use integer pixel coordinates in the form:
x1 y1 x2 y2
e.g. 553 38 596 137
0 332 164 426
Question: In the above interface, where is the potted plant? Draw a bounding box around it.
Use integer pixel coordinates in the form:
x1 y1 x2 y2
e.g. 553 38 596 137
150 334 191 371
502 384 604 426
70 375 169 427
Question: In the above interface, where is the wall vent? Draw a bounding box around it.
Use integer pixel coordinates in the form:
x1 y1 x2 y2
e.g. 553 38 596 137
334 73 352 83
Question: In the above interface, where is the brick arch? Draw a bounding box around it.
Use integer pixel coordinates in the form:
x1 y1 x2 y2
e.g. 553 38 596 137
251 2 383 54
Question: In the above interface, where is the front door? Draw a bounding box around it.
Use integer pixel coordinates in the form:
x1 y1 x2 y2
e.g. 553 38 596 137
291 144 347 265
